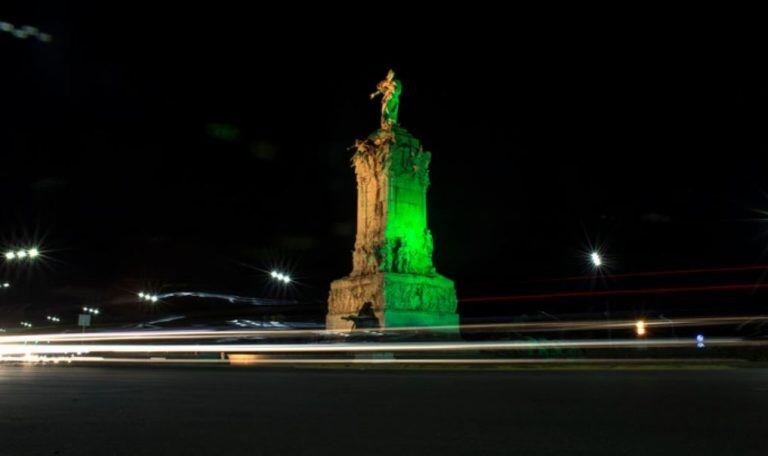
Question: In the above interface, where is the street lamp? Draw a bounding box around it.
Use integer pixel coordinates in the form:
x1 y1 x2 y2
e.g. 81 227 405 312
270 270 291 284
46 316 61 323
590 252 602 267
5 247 41 261
83 307 100 315
138 292 159 303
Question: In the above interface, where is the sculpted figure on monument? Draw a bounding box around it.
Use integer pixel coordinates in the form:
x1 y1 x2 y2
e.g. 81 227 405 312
370 69 401 131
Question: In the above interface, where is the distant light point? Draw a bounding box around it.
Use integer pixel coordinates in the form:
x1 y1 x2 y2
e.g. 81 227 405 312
270 270 292 284
590 252 602 267
635 320 646 337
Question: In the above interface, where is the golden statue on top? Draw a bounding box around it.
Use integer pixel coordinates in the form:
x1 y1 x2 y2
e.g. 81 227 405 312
370 69 402 131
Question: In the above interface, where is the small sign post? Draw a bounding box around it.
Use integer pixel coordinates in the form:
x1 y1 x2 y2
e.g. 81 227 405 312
78 314 92 333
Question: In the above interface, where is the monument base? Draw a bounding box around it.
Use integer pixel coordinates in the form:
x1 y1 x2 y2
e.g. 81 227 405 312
326 272 458 332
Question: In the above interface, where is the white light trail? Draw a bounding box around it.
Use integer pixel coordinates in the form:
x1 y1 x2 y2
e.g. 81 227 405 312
0 315 765 344
0 355 745 366
152 291 296 305
0 338 761 357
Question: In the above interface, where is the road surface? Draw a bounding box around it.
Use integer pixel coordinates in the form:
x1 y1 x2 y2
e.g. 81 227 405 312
0 365 766 455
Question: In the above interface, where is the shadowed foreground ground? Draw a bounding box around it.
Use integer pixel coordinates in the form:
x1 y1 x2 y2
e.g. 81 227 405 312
0 365 766 455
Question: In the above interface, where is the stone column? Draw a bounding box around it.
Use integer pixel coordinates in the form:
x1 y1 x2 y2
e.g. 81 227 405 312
327 126 458 331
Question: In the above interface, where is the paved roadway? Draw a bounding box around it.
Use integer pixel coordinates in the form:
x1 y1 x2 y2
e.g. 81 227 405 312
0 365 767 455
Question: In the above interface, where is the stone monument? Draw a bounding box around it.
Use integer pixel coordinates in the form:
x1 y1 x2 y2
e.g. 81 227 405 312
326 70 458 330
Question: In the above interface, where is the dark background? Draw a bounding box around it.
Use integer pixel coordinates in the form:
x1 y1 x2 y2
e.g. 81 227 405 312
2 5 767 320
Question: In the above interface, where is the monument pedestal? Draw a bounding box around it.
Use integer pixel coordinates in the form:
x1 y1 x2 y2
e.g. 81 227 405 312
327 272 458 331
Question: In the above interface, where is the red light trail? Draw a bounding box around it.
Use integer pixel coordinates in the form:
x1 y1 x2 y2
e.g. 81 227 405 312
532 264 768 283
460 282 768 303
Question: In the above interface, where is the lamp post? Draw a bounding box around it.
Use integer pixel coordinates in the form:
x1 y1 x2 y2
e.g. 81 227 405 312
270 271 291 284
590 252 602 268
5 247 41 261
138 292 159 303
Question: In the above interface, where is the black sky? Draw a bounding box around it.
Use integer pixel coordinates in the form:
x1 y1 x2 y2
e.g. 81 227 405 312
2 6 768 315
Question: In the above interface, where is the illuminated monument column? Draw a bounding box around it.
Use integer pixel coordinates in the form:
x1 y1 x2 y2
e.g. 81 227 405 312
327 70 458 330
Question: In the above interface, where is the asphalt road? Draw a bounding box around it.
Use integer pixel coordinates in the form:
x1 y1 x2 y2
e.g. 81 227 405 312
1 365 767 456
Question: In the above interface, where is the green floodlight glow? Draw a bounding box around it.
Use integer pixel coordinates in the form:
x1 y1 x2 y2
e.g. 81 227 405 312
27 248 39 258
4 251 15 260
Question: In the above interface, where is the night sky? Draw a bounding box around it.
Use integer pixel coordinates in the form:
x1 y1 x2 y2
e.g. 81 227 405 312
2 6 768 319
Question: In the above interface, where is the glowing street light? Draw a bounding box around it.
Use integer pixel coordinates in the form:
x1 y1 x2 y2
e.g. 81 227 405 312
4 247 41 261
590 252 602 267
46 316 61 323
138 292 159 303
2 282 9 288
270 271 291 284
82 307 100 315
20 321 32 328
635 320 646 337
